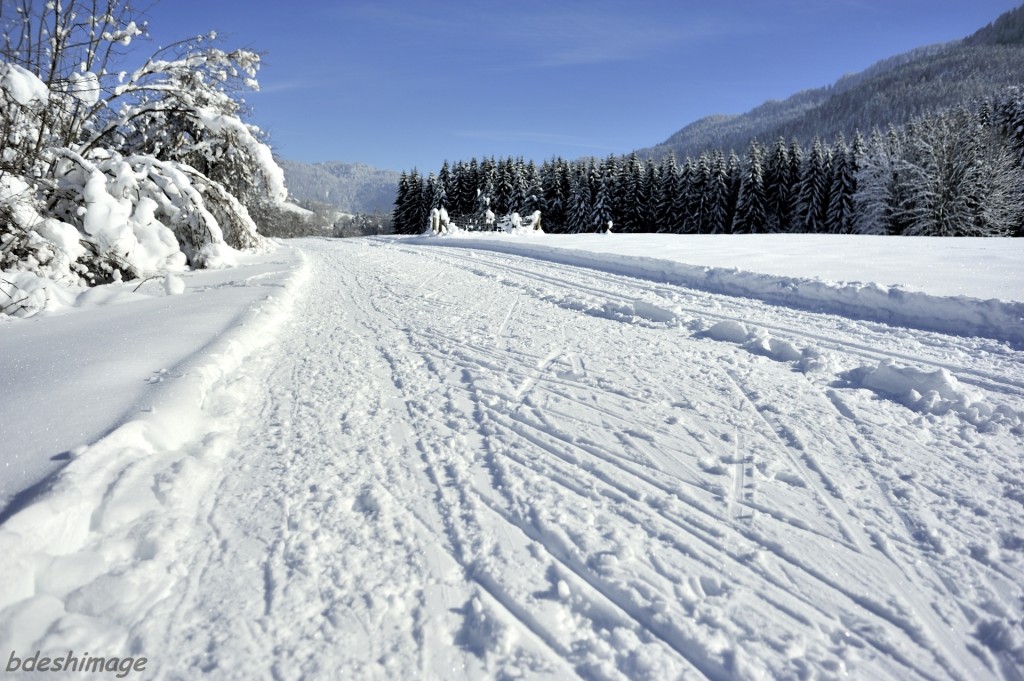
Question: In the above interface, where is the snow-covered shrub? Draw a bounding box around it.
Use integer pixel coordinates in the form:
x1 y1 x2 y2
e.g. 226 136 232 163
0 1 285 315
497 211 543 234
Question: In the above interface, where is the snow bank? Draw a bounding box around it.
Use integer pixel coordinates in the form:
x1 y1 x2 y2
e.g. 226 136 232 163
0 245 308 630
402 234 1024 345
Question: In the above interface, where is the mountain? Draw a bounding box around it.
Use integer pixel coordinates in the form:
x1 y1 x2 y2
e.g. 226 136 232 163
639 4 1024 161
280 160 401 214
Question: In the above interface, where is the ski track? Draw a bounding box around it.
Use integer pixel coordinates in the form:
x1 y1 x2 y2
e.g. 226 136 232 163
8 237 1023 680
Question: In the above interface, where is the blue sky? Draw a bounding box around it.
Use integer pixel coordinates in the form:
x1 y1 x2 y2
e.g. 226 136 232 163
144 0 1022 172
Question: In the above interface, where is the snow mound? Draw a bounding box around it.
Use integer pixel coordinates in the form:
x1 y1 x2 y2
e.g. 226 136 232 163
847 359 1024 432
705 320 750 344
703 320 829 372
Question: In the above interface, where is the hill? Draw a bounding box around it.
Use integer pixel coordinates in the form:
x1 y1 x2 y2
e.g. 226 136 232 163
280 160 401 214
640 5 1024 160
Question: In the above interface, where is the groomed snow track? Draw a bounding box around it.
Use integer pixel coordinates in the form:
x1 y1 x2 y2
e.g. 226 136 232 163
2 237 1022 680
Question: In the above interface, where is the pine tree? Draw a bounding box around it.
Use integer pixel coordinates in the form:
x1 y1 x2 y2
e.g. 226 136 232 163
672 159 693 233
426 173 441 211
994 86 1024 164
903 109 1022 236
523 160 542 214
617 152 645 232
392 171 411 234
494 158 515 214
509 158 529 214
734 140 768 233
599 155 621 228
639 158 660 231
394 169 425 234
855 127 908 235
591 161 615 231
826 135 857 233
541 158 567 232
567 165 592 233
655 152 680 233
437 161 453 211
690 154 712 232
715 151 741 234
478 157 496 215
796 138 830 232
763 138 790 232
785 140 804 232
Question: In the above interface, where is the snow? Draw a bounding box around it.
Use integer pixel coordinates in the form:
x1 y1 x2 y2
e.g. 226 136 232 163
0 63 49 106
0 246 305 513
407 232 1024 344
1 234 1022 680
417 232 1024 301
67 71 100 106
195 106 288 204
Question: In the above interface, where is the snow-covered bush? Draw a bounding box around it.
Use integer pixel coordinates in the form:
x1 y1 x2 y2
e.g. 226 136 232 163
0 1 286 315
497 210 543 234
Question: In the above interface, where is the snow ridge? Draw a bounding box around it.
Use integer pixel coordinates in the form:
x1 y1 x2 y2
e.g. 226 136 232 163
405 235 1024 345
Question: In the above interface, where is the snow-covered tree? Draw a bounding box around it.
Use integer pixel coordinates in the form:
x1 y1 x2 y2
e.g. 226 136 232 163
591 162 615 232
655 152 682 233
540 158 568 233
437 161 453 210
855 127 910 235
796 138 832 232
733 140 768 233
616 152 644 233
638 158 659 230
0 0 286 310
703 151 732 234
763 138 792 232
392 171 426 235
898 110 1021 236
566 165 592 234
825 135 857 233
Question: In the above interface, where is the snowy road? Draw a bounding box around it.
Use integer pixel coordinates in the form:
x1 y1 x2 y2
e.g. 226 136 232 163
3 237 1024 680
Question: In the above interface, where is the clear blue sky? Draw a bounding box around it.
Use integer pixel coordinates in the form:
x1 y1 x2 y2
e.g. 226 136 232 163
143 0 1023 172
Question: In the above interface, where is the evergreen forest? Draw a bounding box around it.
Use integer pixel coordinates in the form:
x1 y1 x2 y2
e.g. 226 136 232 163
394 90 1024 238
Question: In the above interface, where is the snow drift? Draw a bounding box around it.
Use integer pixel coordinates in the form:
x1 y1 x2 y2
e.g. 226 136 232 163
407 233 1024 345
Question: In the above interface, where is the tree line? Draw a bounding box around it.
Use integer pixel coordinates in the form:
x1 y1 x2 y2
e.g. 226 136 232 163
393 88 1024 237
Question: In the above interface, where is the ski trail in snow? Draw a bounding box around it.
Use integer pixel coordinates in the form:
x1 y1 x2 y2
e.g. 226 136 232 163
4 237 1022 680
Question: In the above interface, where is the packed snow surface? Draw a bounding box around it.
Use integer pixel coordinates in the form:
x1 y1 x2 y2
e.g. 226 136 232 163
1 234 1023 680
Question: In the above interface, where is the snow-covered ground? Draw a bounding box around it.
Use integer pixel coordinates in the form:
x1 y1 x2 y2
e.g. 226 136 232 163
1 234 1022 680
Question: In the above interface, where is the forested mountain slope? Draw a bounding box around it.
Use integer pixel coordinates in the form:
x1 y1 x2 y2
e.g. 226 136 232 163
640 5 1024 160
280 160 401 214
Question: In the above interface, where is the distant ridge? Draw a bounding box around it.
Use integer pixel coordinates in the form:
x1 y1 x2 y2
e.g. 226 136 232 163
639 4 1024 160
280 160 400 214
